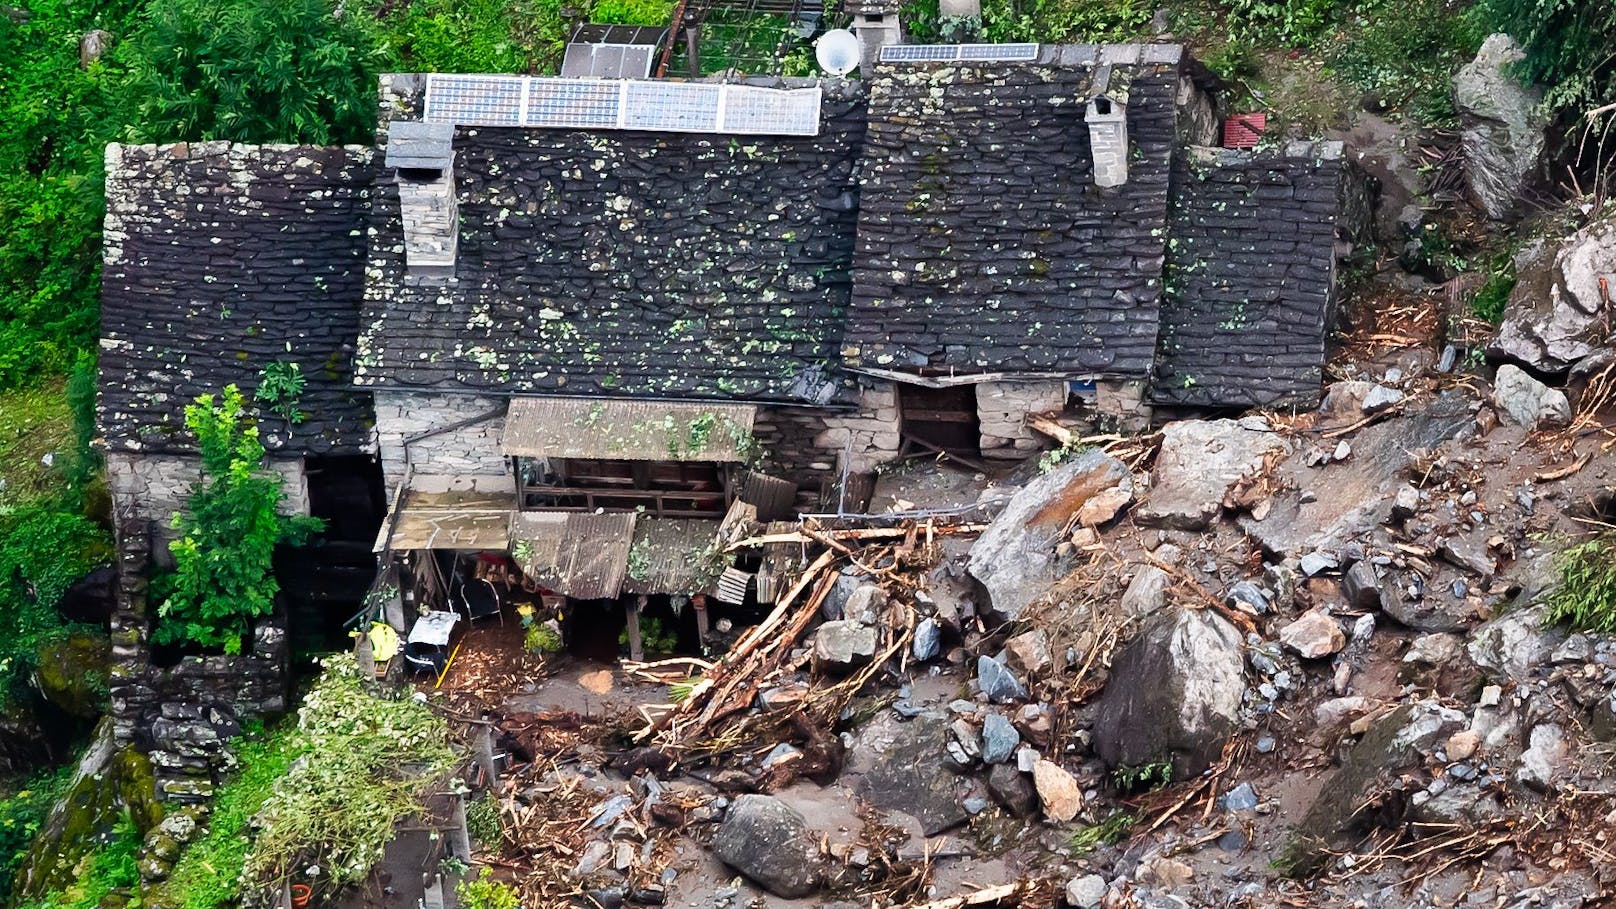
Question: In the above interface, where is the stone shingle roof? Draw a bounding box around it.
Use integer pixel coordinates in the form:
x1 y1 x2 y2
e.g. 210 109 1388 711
1153 143 1345 408
99 142 376 454
355 76 866 403
841 46 1187 378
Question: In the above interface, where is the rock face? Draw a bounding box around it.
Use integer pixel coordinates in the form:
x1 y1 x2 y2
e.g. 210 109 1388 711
856 718 969 835
968 449 1131 621
710 795 824 898
1092 607 1247 778
1492 364 1571 429
1490 220 1616 374
1453 34 1545 220
1467 604 1562 682
1136 419 1289 531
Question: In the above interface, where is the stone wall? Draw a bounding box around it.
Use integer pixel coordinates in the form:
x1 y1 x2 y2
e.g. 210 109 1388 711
1095 380 1154 433
975 380 1067 459
107 525 289 804
753 379 901 489
108 452 310 546
372 390 512 494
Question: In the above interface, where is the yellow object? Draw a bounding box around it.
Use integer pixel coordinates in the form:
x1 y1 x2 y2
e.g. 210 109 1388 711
367 622 400 663
435 640 464 689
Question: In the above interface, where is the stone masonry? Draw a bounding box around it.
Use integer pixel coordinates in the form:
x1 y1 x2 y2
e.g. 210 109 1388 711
976 380 1067 459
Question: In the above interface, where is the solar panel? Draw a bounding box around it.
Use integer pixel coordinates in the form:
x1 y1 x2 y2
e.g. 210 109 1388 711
622 81 722 132
878 43 1040 63
424 74 524 126
423 75 822 136
560 43 658 78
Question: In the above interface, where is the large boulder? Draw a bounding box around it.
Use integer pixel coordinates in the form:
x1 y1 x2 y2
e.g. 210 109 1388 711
1453 34 1546 220
1489 220 1616 374
811 620 878 673
710 795 824 898
1136 419 1289 531
854 717 970 835
1492 364 1571 429
1467 603 1563 683
1092 607 1246 779
33 630 110 720
968 449 1131 621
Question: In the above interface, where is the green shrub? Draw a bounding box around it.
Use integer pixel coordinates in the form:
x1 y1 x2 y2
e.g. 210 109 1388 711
464 795 502 846
18 811 142 909
590 0 673 26
1222 0 1344 48
242 658 457 898
1544 533 1616 634
1471 0 1616 116
1470 254 1517 323
978 0 1153 43
0 766 74 905
154 386 322 655
1328 0 1481 124
369 0 572 74
456 871 519 909
125 0 392 145
0 504 111 695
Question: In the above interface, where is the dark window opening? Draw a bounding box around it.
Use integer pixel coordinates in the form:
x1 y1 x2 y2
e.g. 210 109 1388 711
280 456 387 659
517 457 732 517
898 384 981 457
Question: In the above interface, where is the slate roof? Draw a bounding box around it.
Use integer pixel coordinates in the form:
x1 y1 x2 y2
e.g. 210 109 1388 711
99 142 377 454
841 45 1187 377
355 75 866 404
1153 143 1344 408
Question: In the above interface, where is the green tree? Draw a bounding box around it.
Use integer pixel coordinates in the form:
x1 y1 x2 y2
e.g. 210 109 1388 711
124 0 392 145
1473 0 1616 116
154 386 321 655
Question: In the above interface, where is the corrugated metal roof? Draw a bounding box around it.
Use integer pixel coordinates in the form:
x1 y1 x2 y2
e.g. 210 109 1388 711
501 398 757 462
510 511 636 600
622 518 724 596
378 489 514 552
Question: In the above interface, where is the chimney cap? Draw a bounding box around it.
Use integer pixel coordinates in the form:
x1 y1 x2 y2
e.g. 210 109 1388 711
385 120 455 170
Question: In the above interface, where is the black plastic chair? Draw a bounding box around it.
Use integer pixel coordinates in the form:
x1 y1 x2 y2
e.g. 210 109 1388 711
403 640 446 675
460 577 504 626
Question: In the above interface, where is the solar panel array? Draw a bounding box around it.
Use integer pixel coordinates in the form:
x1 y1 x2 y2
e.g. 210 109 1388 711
423 74 822 136
560 43 658 79
878 43 1040 63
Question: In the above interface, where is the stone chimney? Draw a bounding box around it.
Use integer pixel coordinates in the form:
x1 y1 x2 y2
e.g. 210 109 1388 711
1086 65 1132 189
385 120 458 280
849 0 903 73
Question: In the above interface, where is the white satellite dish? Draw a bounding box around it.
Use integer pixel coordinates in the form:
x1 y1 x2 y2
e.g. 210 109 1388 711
815 29 860 77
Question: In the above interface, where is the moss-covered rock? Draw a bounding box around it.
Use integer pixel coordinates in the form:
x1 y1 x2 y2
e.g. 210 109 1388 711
32 631 110 720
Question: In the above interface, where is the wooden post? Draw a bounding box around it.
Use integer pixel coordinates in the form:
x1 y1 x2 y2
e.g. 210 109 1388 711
625 596 645 662
692 594 710 648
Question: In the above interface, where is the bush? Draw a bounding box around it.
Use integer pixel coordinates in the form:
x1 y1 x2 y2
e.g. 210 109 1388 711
1470 254 1517 323
456 871 519 909
369 0 572 75
590 0 673 26
125 0 391 145
242 659 457 898
17 812 142 909
0 505 111 695
1544 534 1616 634
1222 0 1345 48
153 386 322 655
1329 0 1481 124
978 0 1153 43
0 766 74 906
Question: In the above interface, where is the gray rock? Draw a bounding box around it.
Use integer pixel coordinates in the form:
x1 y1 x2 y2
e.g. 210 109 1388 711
1299 550 1340 577
820 571 863 621
911 618 941 661
1453 34 1546 220
1515 723 1567 791
1342 561 1383 610
1493 364 1572 429
1221 782 1259 812
1120 565 1171 618
1391 485 1421 521
856 718 969 835
1440 533 1498 579
1467 604 1562 682
1317 380 1377 427
968 449 1132 621
1136 419 1291 531
1380 574 1468 632
985 763 1037 818
1065 874 1107 909
980 713 1019 764
1490 218 1616 373
1362 385 1405 414
1092 607 1247 779
1224 580 1271 614
812 620 879 672
710 795 824 898
977 656 1027 704
1279 610 1345 659
844 584 888 624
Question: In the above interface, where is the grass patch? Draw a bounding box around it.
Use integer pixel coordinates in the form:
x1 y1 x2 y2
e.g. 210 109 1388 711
1470 254 1518 324
1544 533 1616 634
1068 811 1136 855
0 766 75 906
16 811 142 909
0 379 75 511
152 725 305 909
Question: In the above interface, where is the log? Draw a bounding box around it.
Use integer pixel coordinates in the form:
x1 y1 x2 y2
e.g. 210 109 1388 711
904 882 1024 909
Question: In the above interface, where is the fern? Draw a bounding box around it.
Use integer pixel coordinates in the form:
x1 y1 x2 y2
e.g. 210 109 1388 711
1543 533 1616 634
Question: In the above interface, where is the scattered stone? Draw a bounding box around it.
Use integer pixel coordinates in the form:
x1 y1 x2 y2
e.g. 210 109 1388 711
1093 608 1246 778
1013 703 1052 747
856 719 969 835
845 584 888 624
1138 856 1194 889
1314 696 1375 727
977 656 1028 704
1318 381 1377 427
968 449 1132 621
1362 385 1405 414
574 840 611 877
1467 604 1562 682
1441 534 1498 579
1136 419 1290 531
1255 735 1276 754
1224 580 1271 614
1077 484 1133 527
980 713 1019 764
1492 364 1572 429
1342 561 1382 610
1299 550 1340 577
1332 440 1352 461
1279 610 1346 659
1391 485 1421 522
1065 874 1107 909
986 763 1037 818
912 618 941 661
1453 34 1546 220
1002 629 1052 676
1120 565 1171 619
1221 782 1259 812
710 795 824 898
1446 730 1481 762
1515 724 1567 791
1032 759 1083 822
812 621 879 672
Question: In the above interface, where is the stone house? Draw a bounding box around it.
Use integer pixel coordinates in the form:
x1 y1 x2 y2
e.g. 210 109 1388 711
96 41 1350 660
